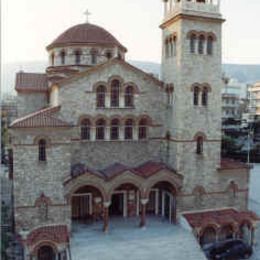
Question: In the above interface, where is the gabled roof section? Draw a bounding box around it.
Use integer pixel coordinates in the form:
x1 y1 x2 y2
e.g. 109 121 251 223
10 106 71 129
56 58 164 88
15 72 48 93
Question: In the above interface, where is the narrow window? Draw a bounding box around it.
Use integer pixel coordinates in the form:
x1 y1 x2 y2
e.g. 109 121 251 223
111 80 120 107
170 39 173 57
91 50 98 64
190 34 197 53
196 136 204 155
75 50 81 64
51 53 55 66
165 39 169 58
173 36 177 56
96 85 106 108
38 139 47 161
193 86 200 106
198 35 205 54
111 119 120 140
81 119 91 140
138 118 148 140
125 86 134 107
60 50 66 65
106 51 112 59
202 87 208 106
96 119 106 140
207 36 213 55
125 119 134 140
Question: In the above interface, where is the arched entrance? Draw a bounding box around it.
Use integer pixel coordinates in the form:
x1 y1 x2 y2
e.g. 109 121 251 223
200 227 217 246
37 245 56 260
71 185 104 223
109 183 140 218
147 181 177 223
219 225 234 241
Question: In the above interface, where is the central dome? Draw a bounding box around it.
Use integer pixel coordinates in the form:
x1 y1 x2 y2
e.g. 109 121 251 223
47 23 127 51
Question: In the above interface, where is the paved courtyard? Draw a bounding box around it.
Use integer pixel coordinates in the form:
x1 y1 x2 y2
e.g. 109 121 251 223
71 217 206 260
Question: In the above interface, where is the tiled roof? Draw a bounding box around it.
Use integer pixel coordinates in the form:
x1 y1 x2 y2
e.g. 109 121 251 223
184 209 259 230
26 225 69 247
101 163 130 179
47 23 127 51
10 106 71 129
15 72 48 92
220 158 250 170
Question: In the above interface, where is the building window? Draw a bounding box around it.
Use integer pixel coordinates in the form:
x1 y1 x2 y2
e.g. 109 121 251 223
106 51 112 59
190 34 197 53
198 35 205 54
207 36 213 55
138 118 148 140
125 86 134 107
165 39 169 58
38 139 47 161
111 80 120 107
75 50 82 64
96 85 106 108
51 53 55 66
91 49 98 64
125 119 134 140
60 50 66 65
96 119 106 140
81 119 91 140
202 87 208 106
193 86 200 106
111 119 120 140
196 136 204 155
173 36 177 56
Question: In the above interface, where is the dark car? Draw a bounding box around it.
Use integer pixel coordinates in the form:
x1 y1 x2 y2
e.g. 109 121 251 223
203 239 252 260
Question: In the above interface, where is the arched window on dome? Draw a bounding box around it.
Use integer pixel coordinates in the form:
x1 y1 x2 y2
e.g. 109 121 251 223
125 119 134 140
38 139 47 162
75 50 82 64
198 35 205 54
96 85 106 108
138 118 148 140
202 87 209 106
60 50 66 65
125 86 134 107
193 86 200 106
111 119 120 140
80 119 91 140
190 34 197 54
96 119 106 140
90 49 98 65
196 136 204 155
111 80 120 107
207 36 214 55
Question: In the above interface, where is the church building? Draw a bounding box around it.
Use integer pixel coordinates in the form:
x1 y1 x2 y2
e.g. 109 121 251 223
10 0 258 259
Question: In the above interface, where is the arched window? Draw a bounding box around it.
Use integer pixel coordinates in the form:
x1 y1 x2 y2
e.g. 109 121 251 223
173 36 177 56
202 87 208 106
165 39 169 58
125 86 134 107
91 49 98 64
138 118 148 140
106 51 112 59
96 119 106 140
60 50 66 65
111 119 120 140
198 35 205 54
196 136 204 155
51 53 55 66
125 119 134 140
96 85 106 108
190 34 197 53
75 50 82 64
193 86 200 106
81 119 91 140
38 139 47 162
207 36 214 55
169 39 173 57
111 80 120 107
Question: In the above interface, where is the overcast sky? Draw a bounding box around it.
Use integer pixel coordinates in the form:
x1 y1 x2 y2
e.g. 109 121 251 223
2 0 260 64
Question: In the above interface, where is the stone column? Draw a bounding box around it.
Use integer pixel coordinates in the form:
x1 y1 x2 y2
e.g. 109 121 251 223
103 201 111 233
140 199 148 228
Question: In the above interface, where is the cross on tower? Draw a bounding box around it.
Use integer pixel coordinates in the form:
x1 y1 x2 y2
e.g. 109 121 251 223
84 9 91 23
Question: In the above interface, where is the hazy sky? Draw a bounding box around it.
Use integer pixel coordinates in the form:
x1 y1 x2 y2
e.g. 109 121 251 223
2 0 260 64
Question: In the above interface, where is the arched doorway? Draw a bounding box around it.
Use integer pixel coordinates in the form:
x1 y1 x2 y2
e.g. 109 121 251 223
147 181 177 223
109 183 140 218
37 245 56 260
219 225 234 241
200 227 217 246
71 185 104 223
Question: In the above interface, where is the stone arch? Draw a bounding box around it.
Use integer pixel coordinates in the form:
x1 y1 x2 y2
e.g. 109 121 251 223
123 115 137 125
110 115 123 125
33 136 51 146
108 75 124 90
94 114 110 125
77 115 94 126
92 81 108 92
123 82 140 94
187 30 198 39
200 225 218 245
201 83 212 92
207 32 217 41
193 132 207 141
137 115 153 126
219 223 236 241
190 83 201 92
32 241 58 258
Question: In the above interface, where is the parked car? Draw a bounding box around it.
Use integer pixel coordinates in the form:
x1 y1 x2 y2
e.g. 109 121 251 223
203 239 252 260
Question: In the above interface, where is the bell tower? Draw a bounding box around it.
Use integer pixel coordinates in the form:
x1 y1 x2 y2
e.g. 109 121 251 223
161 0 224 189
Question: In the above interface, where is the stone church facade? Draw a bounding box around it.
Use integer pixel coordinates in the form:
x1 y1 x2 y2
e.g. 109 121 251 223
10 0 258 259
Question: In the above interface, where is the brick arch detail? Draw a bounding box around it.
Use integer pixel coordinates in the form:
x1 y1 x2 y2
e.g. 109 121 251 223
33 136 51 146
78 115 94 125
92 81 108 92
193 132 207 141
31 241 58 256
199 223 220 236
123 82 140 94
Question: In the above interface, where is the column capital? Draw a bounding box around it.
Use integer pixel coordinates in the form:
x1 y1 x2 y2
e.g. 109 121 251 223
140 198 149 205
103 201 111 208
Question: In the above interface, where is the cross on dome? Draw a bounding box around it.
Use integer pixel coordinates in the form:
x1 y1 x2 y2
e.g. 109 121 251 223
84 9 91 23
